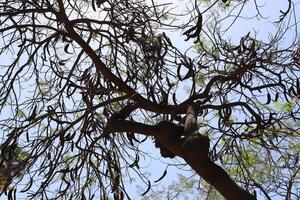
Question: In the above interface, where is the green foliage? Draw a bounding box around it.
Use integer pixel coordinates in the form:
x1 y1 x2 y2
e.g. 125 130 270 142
16 109 25 119
141 174 224 200
0 144 29 191
193 39 220 59
195 72 206 86
274 99 296 113
0 0 299 199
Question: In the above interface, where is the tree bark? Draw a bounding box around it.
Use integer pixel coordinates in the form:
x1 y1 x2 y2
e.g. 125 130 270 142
106 120 257 200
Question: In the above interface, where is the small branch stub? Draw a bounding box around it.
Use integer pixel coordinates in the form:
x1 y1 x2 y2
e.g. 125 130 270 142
183 103 210 159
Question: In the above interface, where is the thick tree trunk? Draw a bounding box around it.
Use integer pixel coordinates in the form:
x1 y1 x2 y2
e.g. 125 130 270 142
185 155 256 200
106 120 257 200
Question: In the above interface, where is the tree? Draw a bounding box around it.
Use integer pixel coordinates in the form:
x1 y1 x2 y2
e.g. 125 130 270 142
0 0 299 199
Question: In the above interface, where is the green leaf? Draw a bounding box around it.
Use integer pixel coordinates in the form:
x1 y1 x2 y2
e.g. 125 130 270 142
16 109 25 119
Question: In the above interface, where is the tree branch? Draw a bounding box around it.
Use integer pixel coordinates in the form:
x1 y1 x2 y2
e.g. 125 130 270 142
105 120 157 137
106 119 256 200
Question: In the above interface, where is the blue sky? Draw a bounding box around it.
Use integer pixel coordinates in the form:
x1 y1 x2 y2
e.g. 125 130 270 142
1 0 300 199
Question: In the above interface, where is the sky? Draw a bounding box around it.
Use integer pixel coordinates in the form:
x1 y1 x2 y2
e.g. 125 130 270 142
128 0 300 199
1 0 300 199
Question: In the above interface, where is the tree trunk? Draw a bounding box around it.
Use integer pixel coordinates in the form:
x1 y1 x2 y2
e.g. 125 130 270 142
106 120 257 200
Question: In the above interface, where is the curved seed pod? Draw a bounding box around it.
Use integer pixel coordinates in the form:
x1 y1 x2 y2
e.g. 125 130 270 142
265 93 271 105
141 180 151 196
154 169 167 183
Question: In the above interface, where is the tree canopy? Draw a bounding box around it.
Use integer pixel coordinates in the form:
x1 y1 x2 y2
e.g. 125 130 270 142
0 0 299 199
